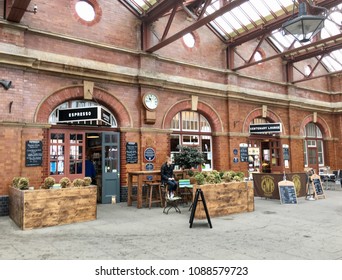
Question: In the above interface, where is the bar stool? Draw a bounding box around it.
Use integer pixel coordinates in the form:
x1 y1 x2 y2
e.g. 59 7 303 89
145 181 163 209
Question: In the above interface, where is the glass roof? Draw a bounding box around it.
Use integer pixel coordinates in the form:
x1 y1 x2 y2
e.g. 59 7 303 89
121 0 342 73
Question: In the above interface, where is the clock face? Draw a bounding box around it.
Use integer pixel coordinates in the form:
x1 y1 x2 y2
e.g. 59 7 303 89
143 93 159 110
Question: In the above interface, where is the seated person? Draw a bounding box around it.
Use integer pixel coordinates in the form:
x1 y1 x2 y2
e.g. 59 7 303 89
161 156 177 198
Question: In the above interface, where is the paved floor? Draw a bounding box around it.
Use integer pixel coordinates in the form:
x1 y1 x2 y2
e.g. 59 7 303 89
1 187 342 260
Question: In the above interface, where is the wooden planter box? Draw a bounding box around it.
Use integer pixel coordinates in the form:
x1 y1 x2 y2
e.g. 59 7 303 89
194 181 254 219
9 186 97 230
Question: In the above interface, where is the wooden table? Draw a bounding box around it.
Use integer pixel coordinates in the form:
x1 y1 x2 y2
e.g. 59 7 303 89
127 170 186 208
127 171 161 208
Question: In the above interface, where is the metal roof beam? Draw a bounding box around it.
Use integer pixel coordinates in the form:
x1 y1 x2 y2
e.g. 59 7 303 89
233 33 342 70
6 0 32 23
228 0 342 47
144 0 249 52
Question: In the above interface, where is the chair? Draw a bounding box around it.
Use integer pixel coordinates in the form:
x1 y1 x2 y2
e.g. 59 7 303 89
144 179 163 209
178 179 193 205
161 183 182 214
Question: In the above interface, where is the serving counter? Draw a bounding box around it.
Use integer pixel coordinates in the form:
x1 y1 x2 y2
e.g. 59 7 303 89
252 173 307 199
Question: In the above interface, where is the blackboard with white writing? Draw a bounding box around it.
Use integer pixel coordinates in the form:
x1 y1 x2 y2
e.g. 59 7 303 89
278 183 297 204
126 142 138 164
313 178 324 196
25 140 43 167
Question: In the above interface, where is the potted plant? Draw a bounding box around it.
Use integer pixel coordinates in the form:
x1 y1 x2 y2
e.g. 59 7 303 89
72 178 84 187
59 177 71 188
17 177 30 190
174 145 205 170
83 177 92 186
41 176 55 189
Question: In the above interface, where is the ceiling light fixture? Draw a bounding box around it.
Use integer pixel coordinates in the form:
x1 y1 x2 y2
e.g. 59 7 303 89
282 1 328 43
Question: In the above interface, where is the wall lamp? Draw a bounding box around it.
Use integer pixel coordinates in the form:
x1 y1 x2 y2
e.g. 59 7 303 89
27 4 38 14
282 1 328 43
0 79 12 90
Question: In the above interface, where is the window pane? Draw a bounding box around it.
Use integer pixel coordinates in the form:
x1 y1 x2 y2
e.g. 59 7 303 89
170 134 180 152
200 115 211 132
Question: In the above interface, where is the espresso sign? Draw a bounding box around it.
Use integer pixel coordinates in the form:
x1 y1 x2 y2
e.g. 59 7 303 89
25 140 43 167
58 106 111 126
249 123 282 134
58 107 98 122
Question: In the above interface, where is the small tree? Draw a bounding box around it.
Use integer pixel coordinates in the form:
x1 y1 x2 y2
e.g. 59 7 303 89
174 145 205 169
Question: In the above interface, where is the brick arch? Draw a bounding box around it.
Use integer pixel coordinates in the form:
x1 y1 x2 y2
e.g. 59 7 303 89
162 99 223 132
243 108 286 135
300 115 331 138
35 86 132 127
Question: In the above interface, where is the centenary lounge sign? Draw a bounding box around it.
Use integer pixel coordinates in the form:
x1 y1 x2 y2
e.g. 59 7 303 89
249 123 282 134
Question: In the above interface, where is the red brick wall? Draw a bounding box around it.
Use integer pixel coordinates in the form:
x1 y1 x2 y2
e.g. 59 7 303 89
0 125 45 196
0 0 341 198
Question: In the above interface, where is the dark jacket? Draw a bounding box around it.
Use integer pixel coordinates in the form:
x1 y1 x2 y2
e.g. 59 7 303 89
161 162 174 183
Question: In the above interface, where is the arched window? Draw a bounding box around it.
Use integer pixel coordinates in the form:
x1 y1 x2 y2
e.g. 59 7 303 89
49 100 117 127
304 123 324 167
170 111 212 170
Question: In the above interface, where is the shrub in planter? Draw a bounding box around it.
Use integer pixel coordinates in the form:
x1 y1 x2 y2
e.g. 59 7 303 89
194 170 245 185
194 172 205 185
83 177 92 186
41 177 55 189
59 177 71 188
222 171 244 182
17 177 30 190
205 170 222 184
73 178 84 187
12 177 21 188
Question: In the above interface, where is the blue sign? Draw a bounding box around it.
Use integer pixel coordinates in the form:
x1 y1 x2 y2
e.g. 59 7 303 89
144 147 156 161
233 157 239 163
233 149 238 155
145 163 154 170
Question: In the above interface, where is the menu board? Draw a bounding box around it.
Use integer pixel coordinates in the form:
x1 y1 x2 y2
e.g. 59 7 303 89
126 142 138 164
283 147 290 160
278 181 297 204
25 140 43 167
313 178 324 196
239 144 248 162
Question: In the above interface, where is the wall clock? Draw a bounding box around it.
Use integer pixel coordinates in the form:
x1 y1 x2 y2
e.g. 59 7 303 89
143 93 159 111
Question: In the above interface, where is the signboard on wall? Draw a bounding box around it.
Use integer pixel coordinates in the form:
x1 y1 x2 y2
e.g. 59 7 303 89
126 142 138 164
239 143 248 162
144 148 156 161
57 106 111 126
25 140 43 167
249 123 282 134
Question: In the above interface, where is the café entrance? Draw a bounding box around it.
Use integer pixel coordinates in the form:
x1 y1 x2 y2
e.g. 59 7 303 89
48 100 120 203
49 130 120 204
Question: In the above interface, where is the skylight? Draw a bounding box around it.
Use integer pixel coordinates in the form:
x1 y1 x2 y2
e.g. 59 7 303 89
121 0 342 73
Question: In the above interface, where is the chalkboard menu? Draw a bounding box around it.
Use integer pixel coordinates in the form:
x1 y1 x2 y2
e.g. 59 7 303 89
25 140 43 167
126 142 138 164
313 178 324 196
283 147 290 160
278 184 297 204
240 146 248 162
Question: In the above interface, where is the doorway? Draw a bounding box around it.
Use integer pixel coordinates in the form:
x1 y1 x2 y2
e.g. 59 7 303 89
249 137 282 173
86 132 120 204
49 129 120 204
